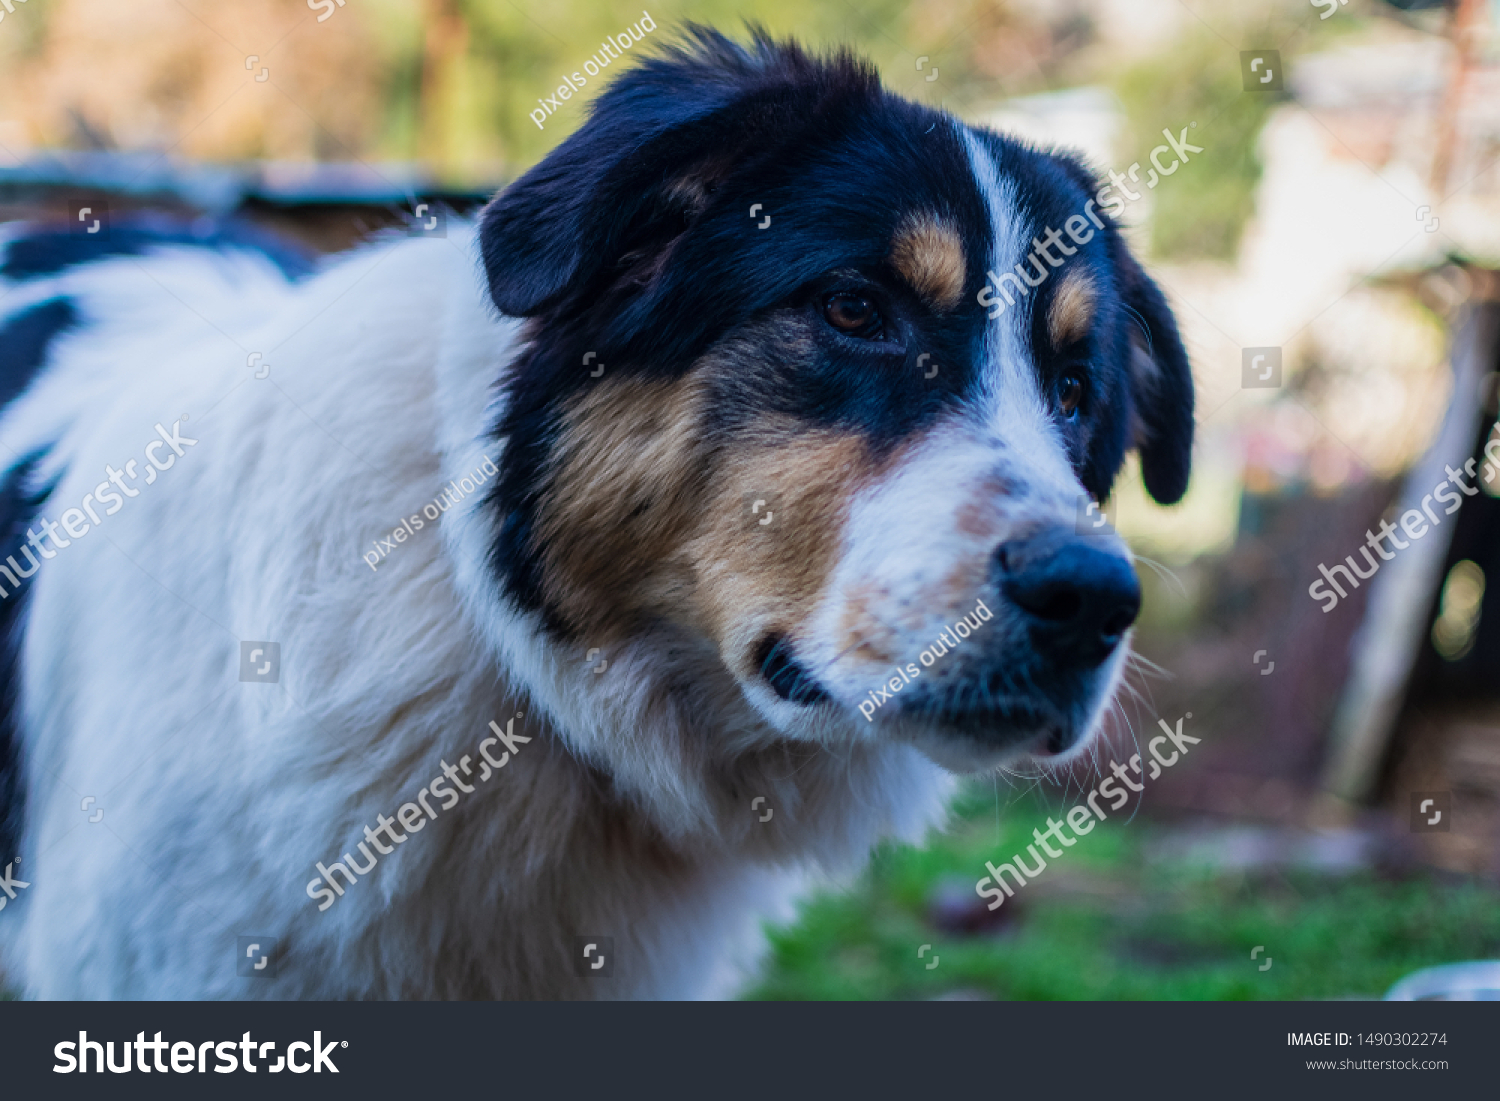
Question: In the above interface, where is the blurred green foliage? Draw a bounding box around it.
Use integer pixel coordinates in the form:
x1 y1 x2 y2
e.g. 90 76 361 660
359 0 1346 257
8 0 1369 260
1111 8 1355 259
1115 30 1276 260
355 0 1065 181
356 0 910 179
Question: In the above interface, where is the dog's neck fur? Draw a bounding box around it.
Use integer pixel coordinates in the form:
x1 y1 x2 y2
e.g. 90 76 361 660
415 235 953 997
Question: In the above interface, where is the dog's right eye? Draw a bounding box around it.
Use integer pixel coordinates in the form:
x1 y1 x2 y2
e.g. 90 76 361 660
1058 375 1085 418
822 293 885 340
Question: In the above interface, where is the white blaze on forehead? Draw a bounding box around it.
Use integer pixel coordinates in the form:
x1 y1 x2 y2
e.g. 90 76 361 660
960 128 1083 505
961 128 1035 404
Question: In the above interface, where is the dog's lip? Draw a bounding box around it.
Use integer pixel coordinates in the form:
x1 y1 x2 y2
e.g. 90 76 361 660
916 697 1056 730
892 713 1070 774
877 695 1074 753
1031 726 1070 757
755 633 831 705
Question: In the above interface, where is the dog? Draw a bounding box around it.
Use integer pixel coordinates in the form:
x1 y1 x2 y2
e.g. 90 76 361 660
0 28 1192 999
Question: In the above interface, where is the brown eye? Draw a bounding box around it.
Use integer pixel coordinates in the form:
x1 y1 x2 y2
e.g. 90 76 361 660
1058 375 1084 417
823 293 883 339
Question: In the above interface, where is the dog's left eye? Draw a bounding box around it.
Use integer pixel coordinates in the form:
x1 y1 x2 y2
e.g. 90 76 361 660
822 293 886 340
1058 375 1085 418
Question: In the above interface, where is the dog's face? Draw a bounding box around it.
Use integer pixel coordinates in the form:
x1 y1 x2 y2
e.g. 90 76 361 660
478 31 1193 774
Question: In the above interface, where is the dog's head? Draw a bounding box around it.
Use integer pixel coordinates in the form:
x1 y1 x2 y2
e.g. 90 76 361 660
478 28 1193 775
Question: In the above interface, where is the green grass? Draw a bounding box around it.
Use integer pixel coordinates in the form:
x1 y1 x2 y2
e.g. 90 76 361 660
743 784 1500 1000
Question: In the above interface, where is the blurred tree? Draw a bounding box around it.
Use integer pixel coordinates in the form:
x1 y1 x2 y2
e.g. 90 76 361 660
371 0 1047 178
1111 7 1354 260
1114 28 1276 260
419 0 470 172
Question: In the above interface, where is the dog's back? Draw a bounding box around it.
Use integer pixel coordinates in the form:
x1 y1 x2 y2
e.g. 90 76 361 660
0 222 504 997
0 220 315 870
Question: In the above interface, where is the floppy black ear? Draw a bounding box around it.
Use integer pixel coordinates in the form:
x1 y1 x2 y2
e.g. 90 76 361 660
478 102 716 317
1113 242 1194 505
478 26 830 319
1044 150 1194 505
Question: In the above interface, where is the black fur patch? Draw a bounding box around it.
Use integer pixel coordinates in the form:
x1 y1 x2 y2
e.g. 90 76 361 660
1028 148 1196 505
0 298 78 408
1 215 315 283
755 633 831 705
0 299 78 865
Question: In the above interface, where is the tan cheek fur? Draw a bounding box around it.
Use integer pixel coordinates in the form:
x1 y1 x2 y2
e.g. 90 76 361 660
537 369 1032 684
681 421 871 674
537 375 710 642
536 369 876 673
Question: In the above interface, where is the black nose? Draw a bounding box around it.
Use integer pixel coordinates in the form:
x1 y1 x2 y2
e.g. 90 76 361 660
994 530 1140 665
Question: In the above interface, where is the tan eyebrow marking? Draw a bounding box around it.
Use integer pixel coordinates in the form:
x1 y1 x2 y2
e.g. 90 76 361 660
1047 268 1097 348
889 214 966 311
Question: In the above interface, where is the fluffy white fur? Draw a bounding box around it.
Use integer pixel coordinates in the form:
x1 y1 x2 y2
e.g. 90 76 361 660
0 227 956 999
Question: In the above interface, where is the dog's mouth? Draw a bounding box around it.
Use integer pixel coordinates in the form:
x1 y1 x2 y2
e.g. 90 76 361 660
754 633 1083 757
928 701 1078 756
754 633 830 706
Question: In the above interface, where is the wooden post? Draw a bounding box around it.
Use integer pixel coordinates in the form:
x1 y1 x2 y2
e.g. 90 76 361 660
1321 292 1500 804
